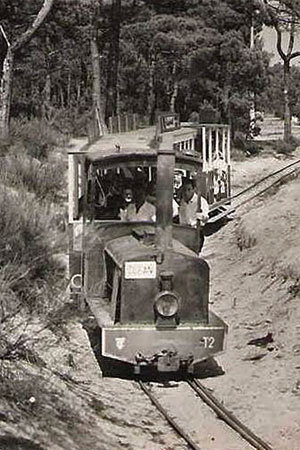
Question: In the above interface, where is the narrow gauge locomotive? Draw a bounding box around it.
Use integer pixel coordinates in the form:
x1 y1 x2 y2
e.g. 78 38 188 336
68 122 228 375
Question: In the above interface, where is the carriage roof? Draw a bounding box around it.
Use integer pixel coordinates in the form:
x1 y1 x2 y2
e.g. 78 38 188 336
69 125 202 170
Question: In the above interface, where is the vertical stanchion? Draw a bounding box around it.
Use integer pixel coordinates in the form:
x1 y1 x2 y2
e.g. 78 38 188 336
117 115 121 133
109 116 113 134
215 127 219 157
202 126 206 169
208 127 213 167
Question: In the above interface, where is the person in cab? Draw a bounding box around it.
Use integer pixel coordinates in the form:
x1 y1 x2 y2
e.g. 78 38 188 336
120 182 155 222
179 178 209 251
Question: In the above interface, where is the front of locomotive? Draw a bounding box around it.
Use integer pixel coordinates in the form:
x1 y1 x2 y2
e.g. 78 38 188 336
100 147 227 375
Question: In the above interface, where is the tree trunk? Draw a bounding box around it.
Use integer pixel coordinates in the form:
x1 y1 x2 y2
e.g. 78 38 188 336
112 0 121 116
105 0 121 119
169 61 178 113
274 19 300 142
283 61 291 142
0 47 13 141
91 37 107 136
0 0 54 140
147 59 156 124
170 80 178 113
42 73 51 119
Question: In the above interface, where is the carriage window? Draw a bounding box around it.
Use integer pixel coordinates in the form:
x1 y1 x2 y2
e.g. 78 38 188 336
85 164 202 224
89 166 158 222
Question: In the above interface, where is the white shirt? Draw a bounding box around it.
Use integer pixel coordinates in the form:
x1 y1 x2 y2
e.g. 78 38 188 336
120 201 156 222
173 198 179 217
179 193 209 227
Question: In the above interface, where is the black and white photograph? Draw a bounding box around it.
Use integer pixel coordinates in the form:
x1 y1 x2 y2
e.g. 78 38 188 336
1 1 300 449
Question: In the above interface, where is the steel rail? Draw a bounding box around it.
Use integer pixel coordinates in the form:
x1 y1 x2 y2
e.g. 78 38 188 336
209 157 300 215
188 379 275 450
208 165 299 223
138 380 203 450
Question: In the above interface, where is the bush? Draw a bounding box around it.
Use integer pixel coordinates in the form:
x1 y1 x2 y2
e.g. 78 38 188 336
274 136 300 154
0 363 81 427
198 101 220 123
0 153 65 201
10 117 66 160
243 140 262 156
0 187 60 299
233 132 262 156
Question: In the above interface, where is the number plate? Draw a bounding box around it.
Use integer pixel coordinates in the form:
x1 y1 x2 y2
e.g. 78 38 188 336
124 261 156 279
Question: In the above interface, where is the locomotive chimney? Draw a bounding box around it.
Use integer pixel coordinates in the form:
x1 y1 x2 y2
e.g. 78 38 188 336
155 137 175 251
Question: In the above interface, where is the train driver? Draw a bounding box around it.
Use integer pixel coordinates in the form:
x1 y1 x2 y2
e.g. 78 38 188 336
179 178 209 251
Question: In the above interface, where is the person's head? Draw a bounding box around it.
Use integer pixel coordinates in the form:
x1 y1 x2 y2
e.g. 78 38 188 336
123 187 133 204
182 178 196 202
121 180 134 204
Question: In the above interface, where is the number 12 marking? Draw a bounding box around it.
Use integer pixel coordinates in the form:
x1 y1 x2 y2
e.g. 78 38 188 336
202 336 215 348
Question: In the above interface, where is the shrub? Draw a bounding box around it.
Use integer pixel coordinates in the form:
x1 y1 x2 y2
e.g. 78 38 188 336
243 140 262 156
10 117 66 160
274 136 300 154
0 363 81 427
0 153 65 201
233 132 262 156
0 187 60 300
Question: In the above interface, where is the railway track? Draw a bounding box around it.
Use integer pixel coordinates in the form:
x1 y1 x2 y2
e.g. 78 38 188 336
208 158 300 223
138 379 275 450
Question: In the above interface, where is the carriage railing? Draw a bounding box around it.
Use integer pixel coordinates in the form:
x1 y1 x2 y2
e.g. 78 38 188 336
159 123 231 204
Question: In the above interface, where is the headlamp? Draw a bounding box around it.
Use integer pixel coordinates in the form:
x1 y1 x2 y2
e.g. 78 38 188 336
70 273 82 289
155 291 179 318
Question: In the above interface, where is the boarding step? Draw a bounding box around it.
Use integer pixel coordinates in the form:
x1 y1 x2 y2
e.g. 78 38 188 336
207 204 235 224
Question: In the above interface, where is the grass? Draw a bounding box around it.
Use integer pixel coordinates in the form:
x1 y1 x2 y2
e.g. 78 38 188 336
0 152 66 201
0 188 57 282
273 137 300 154
0 435 44 450
10 117 67 160
0 118 68 368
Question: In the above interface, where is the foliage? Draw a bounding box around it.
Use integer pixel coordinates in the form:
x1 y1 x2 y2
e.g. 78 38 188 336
0 362 84 430
274 136 300 154
1 0 271 134
262 64 300 119
0 120 67 308
0 187 58 295
0 152 65 202
233 131 262 156
118 1 270 127
10 117 66 159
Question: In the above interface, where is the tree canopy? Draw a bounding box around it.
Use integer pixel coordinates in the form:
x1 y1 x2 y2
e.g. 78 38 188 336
0 0 278 137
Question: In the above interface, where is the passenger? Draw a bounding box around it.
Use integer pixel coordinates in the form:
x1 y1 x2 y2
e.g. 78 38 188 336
134 182 156 221
179 178 209 251
119 185 136 221
120 182 156 222
99 173 124 219
146 181 179 221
